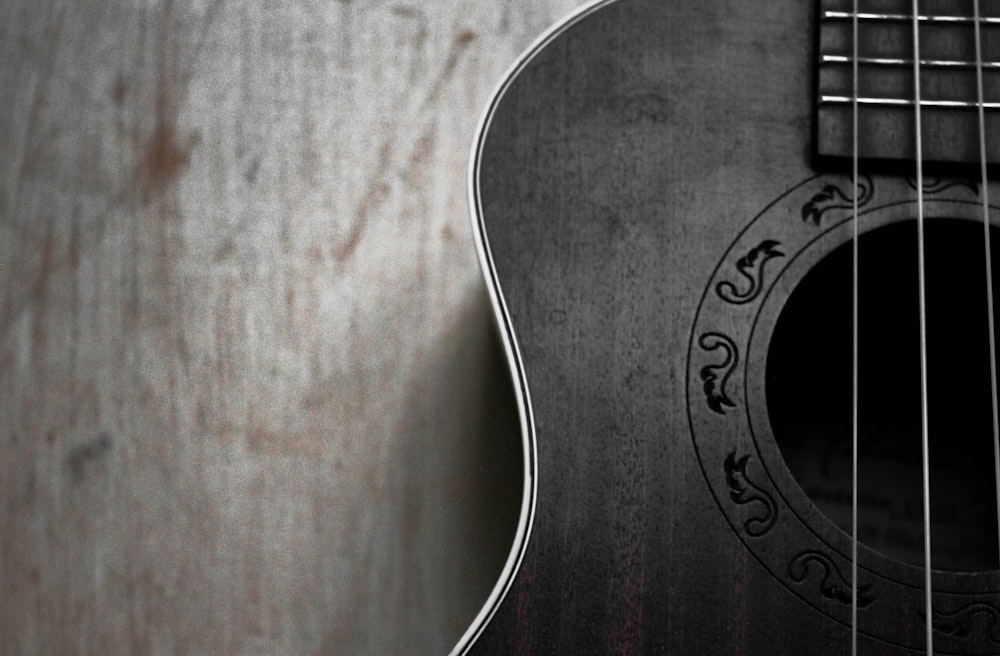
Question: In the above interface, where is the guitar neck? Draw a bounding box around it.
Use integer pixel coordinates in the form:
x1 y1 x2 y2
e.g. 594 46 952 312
816 0 1000 169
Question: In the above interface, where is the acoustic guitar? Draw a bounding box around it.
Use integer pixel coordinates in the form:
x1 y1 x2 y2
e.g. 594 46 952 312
459 0 1000 654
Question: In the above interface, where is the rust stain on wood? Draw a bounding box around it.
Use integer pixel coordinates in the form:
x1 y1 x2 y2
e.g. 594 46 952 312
409 123 436 169
420 29 478 113
29 229 55 359
32 229 54 303
335 29 476 265
196 398 211 429
245 426 324 462
213 238 236 262
229 409 327 462
391 4 428 56
406 123 436 283
335 213 367 263
336 140 392 263
305 244 323 264
136 0 193 207
138 117 190 206
112 75 127 106
390 4 421 18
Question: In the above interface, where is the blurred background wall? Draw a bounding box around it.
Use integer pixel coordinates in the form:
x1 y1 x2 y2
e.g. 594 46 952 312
0 1 584 653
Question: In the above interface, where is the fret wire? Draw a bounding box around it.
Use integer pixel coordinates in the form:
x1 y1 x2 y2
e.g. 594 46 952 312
824 11 1000 24
821 95 1000 108
822 54 1000 69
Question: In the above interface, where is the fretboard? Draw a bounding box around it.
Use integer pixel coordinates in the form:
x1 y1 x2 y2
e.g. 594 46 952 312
816 0 1000 169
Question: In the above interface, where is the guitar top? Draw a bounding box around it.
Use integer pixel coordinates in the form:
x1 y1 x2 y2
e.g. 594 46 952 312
461 1 1000 654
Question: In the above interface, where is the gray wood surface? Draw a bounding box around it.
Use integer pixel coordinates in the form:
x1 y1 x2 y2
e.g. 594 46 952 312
0 1 584 653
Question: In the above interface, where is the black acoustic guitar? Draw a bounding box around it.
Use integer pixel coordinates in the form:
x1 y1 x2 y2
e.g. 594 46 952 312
459 0 1000 654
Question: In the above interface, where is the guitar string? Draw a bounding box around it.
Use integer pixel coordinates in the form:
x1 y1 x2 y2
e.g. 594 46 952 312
849 6 995 650
911 3 933 654
972 0 1000 568
850 1 859 655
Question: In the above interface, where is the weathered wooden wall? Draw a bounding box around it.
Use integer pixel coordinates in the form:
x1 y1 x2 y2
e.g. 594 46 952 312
0 1 584 653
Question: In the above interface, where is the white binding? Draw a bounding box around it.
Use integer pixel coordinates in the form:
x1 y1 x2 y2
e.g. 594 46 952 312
452 0 620 653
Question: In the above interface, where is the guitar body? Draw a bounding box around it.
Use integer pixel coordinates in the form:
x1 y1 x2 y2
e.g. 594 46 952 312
464 0 1000 654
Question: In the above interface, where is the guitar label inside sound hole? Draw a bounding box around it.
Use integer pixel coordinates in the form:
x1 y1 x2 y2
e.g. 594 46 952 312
766 219 1000 573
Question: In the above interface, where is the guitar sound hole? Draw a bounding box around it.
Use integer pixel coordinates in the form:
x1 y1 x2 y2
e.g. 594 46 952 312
767 219 1000 573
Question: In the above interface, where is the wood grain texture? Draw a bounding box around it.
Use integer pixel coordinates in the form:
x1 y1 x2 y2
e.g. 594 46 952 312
0 1 585 653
